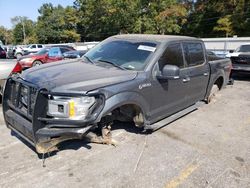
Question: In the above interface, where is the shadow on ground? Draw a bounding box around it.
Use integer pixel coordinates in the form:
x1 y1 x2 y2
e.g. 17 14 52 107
232 73 250 81
10 121 150 159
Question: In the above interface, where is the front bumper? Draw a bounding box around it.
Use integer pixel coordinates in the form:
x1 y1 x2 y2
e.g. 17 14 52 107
2 77 105 153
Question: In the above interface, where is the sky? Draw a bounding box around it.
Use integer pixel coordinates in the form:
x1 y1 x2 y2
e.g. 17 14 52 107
0 0 74 29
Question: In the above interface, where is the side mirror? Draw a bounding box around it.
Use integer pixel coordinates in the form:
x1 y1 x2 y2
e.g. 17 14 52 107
157 65 180 80
229 50 234 53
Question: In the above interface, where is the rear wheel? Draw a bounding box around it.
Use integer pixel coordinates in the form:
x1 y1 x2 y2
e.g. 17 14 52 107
32 60 43 67
207 84 219 103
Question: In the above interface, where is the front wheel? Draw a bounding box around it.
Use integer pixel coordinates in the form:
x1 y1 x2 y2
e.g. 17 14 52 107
32 60 43 67
16 53 22 59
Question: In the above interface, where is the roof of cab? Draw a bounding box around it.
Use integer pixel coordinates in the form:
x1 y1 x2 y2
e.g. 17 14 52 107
111 34 200 43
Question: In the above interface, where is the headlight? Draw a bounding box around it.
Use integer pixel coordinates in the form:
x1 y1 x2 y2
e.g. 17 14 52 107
19 58 33 63
47 96 96 120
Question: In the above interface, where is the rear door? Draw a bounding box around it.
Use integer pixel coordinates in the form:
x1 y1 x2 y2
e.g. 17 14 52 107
46 47 63 63
182 42 210 104
149 42 190 123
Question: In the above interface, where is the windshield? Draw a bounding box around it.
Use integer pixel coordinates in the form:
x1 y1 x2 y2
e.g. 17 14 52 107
35 48 49 55
236 45 250 52
84 40 157 71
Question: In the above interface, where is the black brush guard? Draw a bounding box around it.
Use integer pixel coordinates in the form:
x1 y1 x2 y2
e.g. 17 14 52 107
2 77 105 153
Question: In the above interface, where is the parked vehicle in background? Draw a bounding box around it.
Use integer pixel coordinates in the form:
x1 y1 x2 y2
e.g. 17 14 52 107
207 50 224 61
2 34 232 154
63 50 87 59
0 60 22 100
0 46 7 58
14 46 25 59
5 46 16 59
22 44 45 56
13 44 45 59
226 44 250 74
18 46 75 69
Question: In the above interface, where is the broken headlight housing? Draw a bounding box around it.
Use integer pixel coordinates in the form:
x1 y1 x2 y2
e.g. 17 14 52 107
47 96 96 120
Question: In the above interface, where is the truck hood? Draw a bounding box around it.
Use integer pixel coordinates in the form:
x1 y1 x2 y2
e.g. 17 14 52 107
21 59 137 93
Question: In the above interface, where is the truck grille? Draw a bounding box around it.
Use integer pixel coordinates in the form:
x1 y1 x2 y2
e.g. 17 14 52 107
9 80 37 117
231 56 250 65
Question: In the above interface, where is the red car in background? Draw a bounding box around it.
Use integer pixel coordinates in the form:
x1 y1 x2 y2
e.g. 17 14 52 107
18 46 75 69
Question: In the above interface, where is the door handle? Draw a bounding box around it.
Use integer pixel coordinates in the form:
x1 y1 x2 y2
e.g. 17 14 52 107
203 72 209 76
182 77 190 83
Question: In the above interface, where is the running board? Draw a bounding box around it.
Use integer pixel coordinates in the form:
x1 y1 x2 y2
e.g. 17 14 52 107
145 102 205 131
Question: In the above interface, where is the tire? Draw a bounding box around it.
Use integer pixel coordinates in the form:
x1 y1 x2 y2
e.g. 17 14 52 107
16 53 22 59
207 84 219 103
32 60 43 67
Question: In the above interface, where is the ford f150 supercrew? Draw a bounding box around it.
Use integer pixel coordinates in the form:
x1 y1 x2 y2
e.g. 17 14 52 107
2 35 232 154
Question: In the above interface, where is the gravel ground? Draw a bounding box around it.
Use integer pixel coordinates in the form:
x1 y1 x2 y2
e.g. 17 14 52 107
0 79 249 188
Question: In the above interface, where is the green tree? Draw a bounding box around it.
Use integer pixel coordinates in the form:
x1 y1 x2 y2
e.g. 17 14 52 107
36 3 80 43
74 0 188 41
0 26 13 44
181 0 250 37
11 16 37 44
213 15 234 36
74 0 113 41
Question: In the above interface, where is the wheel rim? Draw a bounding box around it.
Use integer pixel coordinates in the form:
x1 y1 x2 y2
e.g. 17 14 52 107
33 61 42 67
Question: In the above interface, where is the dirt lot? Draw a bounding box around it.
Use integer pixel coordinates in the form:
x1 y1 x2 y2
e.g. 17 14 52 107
0 79 249 188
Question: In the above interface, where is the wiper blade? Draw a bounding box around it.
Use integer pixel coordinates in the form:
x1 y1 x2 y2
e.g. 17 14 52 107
83 55 95 64
97 59 126 70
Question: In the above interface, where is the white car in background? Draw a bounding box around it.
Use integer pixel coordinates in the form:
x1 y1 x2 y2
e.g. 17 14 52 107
15 44 45 59
0 60 22 101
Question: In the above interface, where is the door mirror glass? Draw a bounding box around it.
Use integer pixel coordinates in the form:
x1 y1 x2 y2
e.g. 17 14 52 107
157 64 180 80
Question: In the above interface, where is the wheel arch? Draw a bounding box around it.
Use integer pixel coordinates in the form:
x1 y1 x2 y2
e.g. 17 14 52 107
205 74 225 101
95 92 150 124
32 60 43 66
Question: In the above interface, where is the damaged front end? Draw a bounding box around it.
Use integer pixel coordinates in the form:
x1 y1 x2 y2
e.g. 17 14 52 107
2 77 106 154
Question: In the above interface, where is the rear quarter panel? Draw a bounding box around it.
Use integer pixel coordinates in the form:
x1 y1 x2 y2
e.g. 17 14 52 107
206 58 231 98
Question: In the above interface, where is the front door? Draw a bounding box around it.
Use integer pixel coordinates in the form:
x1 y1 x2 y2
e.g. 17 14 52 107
149 43 190 123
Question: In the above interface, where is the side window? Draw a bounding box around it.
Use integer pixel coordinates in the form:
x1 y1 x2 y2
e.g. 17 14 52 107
48 47 61 57
183 43 205 66
31 45 36 49
38 45 43 48
60 47 71 53
159 43 184 70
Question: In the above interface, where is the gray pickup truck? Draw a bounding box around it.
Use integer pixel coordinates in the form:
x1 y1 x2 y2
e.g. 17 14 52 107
2 35 231 154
